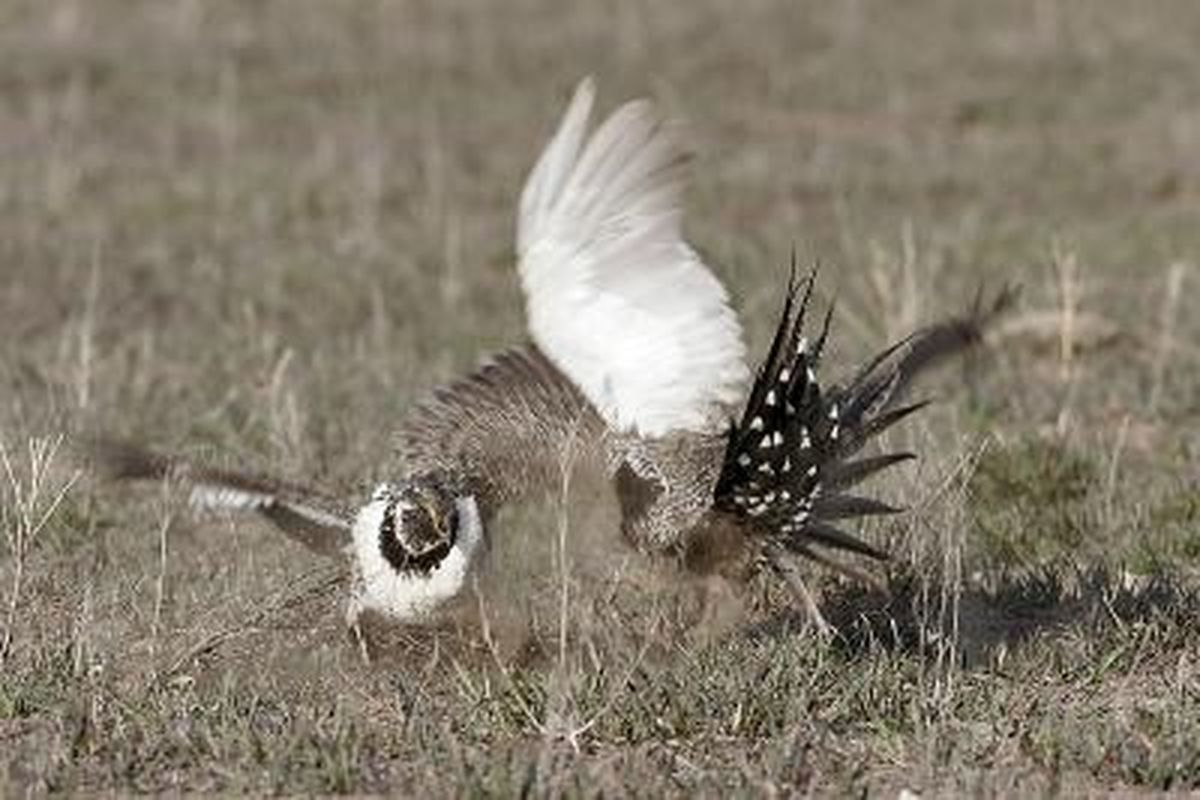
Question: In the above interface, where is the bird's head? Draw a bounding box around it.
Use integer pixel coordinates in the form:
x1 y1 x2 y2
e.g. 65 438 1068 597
368 474 462 575
348 473 484 622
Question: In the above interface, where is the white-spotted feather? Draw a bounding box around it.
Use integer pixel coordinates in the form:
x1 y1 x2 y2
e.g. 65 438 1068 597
517 78 748 437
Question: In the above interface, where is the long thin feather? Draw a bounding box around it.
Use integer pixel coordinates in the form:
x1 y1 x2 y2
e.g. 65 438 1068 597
83 437 353 557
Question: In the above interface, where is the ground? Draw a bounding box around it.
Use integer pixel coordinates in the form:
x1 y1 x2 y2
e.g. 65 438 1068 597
2 0 1200 795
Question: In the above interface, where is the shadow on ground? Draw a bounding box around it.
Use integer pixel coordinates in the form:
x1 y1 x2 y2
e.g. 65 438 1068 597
747 563 1200 667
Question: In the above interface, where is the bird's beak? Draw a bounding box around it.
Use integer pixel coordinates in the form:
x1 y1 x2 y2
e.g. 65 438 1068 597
421 499 447 540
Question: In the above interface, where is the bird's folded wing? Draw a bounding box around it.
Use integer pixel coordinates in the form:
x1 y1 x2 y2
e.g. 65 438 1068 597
516 78 748 438
83 438 354 557
395 346 611 514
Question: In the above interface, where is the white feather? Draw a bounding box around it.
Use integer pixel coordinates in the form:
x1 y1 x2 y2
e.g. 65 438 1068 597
349 490 483 621
189 484 270 511
188 482 348 531
517 78 748 437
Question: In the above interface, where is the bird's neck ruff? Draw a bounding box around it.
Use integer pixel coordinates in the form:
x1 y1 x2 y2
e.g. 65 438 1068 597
351 487 483 621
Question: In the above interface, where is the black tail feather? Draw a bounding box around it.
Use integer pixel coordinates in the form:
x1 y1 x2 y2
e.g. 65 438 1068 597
810 301 835 368
810 494 902 521
839 282 1019 422
715 271 1011 569
856 401 928 444
839 401 929 459
715 267 905 563
823 453 915 492
795 520 890 561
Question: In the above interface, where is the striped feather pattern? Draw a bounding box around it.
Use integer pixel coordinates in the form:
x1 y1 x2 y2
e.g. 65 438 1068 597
394 346 612 519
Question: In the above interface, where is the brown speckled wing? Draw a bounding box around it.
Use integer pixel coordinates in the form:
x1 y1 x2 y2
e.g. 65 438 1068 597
613 431 726 552
394 346 612 518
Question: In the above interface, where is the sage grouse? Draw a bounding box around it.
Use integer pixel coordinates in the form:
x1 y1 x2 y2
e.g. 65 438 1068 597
92 79 1007 629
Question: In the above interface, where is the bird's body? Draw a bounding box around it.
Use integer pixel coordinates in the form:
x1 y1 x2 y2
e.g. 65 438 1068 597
90 79 1011 631
371 343 739 617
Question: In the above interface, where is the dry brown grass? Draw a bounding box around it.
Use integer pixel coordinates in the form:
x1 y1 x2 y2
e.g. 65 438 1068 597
3 0 1200 794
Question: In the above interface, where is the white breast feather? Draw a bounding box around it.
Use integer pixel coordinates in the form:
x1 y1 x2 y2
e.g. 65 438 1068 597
350 492 483 621
517 77 748 437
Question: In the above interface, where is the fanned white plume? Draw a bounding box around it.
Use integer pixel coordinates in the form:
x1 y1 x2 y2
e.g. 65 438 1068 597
517 78 748 437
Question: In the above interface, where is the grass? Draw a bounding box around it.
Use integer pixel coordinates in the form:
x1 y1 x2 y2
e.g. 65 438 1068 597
3 0 1200 794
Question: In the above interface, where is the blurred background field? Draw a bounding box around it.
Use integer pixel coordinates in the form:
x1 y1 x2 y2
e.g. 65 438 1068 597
2 0 1199 794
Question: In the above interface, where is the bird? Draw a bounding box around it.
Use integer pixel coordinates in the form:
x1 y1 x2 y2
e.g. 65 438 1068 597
89 79 1011 633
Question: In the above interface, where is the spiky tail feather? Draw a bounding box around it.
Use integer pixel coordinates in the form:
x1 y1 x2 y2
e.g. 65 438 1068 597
714 268 1012 564
830 282 1018 454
